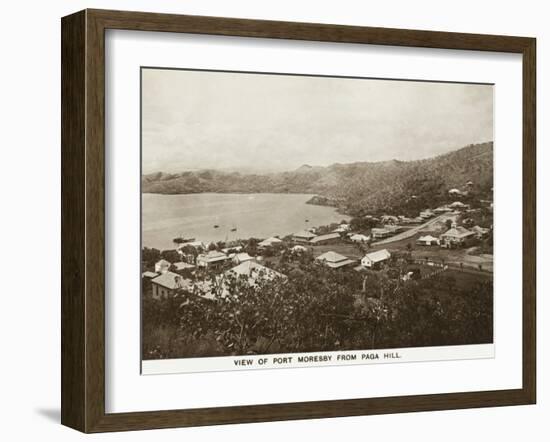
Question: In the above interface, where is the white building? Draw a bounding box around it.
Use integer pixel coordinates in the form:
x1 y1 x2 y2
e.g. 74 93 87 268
315 251 356 269
350 233 370 243
232 252 255 265
258 236 283 248
151 271 190 299
154 259 171 274
416 235 440 246
196 250 230 268
361 249 391 269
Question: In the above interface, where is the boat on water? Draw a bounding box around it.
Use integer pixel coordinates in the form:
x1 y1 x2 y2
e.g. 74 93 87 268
230 228 237 232
213 225 219 228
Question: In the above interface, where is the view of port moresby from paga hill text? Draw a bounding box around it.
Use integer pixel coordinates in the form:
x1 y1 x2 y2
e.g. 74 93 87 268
141 67 494 368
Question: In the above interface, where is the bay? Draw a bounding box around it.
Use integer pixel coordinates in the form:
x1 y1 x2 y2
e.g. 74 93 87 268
142 193 349 250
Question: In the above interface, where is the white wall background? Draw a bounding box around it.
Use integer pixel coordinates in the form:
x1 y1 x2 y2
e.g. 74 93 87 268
0 0 546 440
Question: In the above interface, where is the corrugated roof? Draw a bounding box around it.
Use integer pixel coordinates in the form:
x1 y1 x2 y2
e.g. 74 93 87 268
258 236 283 246
293 230 317 239
197 251 229 262
227 261 285 280
316 251 348 263
363 249 391 262
173 262 195 270
151 271 190 290
441 226 475 239
310 233 340 243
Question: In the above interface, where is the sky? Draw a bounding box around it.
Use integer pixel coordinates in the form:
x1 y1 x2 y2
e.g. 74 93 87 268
142 68 493 174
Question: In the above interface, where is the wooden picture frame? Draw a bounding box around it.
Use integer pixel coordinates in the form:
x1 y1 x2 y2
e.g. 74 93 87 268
61 8 536 433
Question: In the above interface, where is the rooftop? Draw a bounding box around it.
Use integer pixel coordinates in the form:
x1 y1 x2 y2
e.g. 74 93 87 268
227 261 285 281
310 232 340 243
151 271 190 290
173 262 195 270
315 251 355 268
293 230 317 239
363 249 391 263
197 250 229 263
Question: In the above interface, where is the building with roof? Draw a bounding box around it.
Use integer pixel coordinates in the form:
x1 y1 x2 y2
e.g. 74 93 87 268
380 215 399 224
151 271 190 299
361 249 391 269
177 240 205 250
142 271 158 279
291 245 308 253
416 235 440 246
434 205 453 213
172 261 196 272
226 261 286 285
332 223 351 233
419 209 435 219
196 250 230 268
439 223 476 248
448 188 465 196
154 259 171 274
292 230 317 243
309 232 341 245
449 201 469 210
371 228 392 239
258 236 283 248
315 251 356 269
232 252 255 265
350 233 370 243
471 225 490 239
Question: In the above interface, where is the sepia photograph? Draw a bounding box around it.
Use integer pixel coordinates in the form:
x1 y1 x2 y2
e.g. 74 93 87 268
140 67 494 370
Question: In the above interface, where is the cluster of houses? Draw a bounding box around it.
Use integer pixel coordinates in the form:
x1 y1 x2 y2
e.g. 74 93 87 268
145 252 286 301
313 247 392 271
144 182 492 300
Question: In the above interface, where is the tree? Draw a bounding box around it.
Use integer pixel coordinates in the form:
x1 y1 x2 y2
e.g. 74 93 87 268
160 249 180 263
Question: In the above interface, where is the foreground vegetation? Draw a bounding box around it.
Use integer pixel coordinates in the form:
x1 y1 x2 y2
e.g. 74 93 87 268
142 256 493 360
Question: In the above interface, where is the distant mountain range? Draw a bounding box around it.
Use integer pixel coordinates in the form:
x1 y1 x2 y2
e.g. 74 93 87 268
142 142 493 216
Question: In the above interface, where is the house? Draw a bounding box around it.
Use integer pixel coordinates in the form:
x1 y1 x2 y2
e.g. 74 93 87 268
419 209 435 219
332 223 351 233
416 235 440 246
222 245 243 254
151 271 190 299
350 233 370 243
434 205 452 213
292 230 317 243
178 240 205 249
225 261 286 285
361 249 391 269
315 251 356 269
383 224 405 233
172 261 195 272
154 259 171 274
142 271 158 279
371 228 392 239
449 201 469 210
439 223 476 248
196 250 230 268
258 236 283 248
291 245 308 253
309 232 341 245
381 215 399 224
471 225 490 239
232 252 255 264
448 188 464 196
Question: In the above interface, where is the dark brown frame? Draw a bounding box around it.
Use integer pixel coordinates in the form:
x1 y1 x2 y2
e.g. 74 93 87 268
61 8 536 433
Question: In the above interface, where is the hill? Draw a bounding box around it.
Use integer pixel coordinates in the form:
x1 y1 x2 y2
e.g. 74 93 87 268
142 142 493 216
